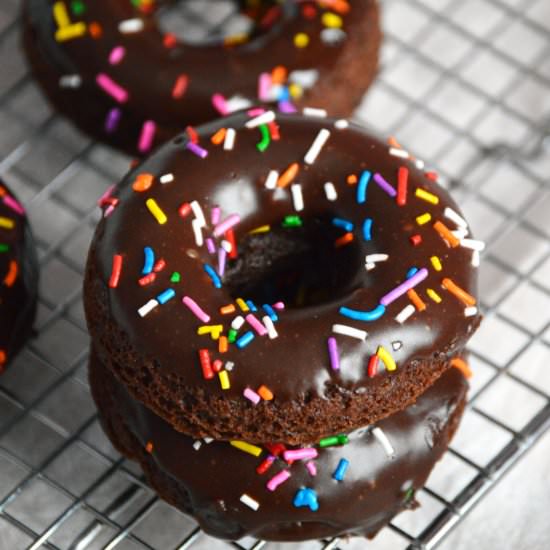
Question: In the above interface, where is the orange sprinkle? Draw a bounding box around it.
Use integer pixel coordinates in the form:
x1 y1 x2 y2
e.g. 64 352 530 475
277 162 299 188
145 441 154 454
346 174 358 185
0 350 5 365
433 221 460 248
0 185 6 197
3 260 18 287
258 385 274 401
335 232 354 247
220 304 236 315
442 278 477 306
271 65 287 84
219 336 228 354
88 22 102 38
211 128 227 145
132 173 154 192
407 289 426 311
451 357 472 379
319 0 350 14
388 136 402 149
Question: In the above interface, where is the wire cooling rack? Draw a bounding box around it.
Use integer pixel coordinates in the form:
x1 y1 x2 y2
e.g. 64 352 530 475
1 0 550 548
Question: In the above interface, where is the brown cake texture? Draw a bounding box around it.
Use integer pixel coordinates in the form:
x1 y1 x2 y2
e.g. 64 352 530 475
23 0 381 156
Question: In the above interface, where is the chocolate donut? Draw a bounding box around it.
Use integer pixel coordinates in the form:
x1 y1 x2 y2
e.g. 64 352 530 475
90 351 468 541
0 182 38 371
84 111 481 445
23 0 381 155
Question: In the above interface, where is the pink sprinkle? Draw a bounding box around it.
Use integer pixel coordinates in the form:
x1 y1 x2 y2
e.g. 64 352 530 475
258 73 272 101
212 93 229 115
138 120 156 153
206 238 216 254
272 302 285 311
247 107 266 116
266 470 291 492
98 185 115 207
283 448 318 461
211 206 221 225
3 195 24 215
218 248 227 277
182 296 211 323
306 461 317 476
104 204 116 218
328 337 340 371
213 214 240 237
109 46 126 65
96 73 128 103
186 142 208 158
244 388 261 405
246 314 268 336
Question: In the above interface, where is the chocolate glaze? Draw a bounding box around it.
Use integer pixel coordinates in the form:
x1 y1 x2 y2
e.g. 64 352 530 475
84 112 481 444
23 0 381 155
90 352 468 541
0 182 38 370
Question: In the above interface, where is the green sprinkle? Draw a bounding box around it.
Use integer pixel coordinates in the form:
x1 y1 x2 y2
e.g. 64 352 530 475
256 124 271 152
282 215 302 228
228 328 238 344
0 244 9 253
170 272 181 283
319 434 348 448
71 0 86 15
404 486 415 502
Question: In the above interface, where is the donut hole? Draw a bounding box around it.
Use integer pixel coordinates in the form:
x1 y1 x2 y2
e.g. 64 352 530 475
156 0 293 48
223 215 363 308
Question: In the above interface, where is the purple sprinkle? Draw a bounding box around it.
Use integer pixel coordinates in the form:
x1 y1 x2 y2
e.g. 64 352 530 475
186 142 208 158
328 337 340 371
373 173 397 198
105 108 121 133
206 238 216 255
278 100 297 114
380 268 429 306
218 248 227 277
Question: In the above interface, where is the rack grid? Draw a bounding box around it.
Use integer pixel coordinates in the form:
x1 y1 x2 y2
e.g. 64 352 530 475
1 0 550 548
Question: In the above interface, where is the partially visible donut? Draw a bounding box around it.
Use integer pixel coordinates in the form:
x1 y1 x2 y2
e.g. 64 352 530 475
0 182 38 371
23 0 381 155
84 111 482 445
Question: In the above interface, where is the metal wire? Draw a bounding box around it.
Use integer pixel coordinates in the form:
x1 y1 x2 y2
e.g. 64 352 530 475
0 0 549 548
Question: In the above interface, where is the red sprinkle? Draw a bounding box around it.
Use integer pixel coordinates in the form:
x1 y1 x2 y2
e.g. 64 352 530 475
163 33 177 48
367 354 379 378
179 202 192 218
265 443 286 457
397 166 409 206
212 359 223 373
172 74 189 99
225 228 238 259
256 456 275 475
268 121 280 140
199 349 214 380
109 255 123 288
153 259 166 273
138 273 156 286
186 126 199 144
410 234 422 246
425 171 439 181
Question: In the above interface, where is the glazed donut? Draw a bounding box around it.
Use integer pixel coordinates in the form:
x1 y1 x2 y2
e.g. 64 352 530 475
90 351 468 541
84 111 481 445
23 0 381 155
0 182 38 371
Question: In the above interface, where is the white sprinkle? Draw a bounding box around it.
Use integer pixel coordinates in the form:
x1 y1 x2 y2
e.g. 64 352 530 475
193 440 202 451
240 494 260 511
332 324 368 341
451 228 469 240
304 128 331 165
263 316 278 339
365 262 376 271
245 110 275 128
460 238 485 252
464 306 478 317
392 341 403 351
334 119 349 129
231 316 245 330
191 219 204 247
303 107 327 118
225 361 235 371
160 173 174 184
221 240 232 253
288 69 319 89
118 18 144 33
190 200 206 228
265 170 279 190
204 437 214 444
444 207 468 229
365 253 389 264
321 27 346 44
225 95 252 113
291 183 304 212
324 182 338 201
472 249 480 268
389 147 409 159
223 128 236 150
59 74 82 88
395 304 415 324
138 299 158 318
372 427 395 459
415 159 425 170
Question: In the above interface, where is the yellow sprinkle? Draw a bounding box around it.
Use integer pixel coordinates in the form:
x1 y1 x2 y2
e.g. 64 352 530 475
377 345 397 372
197 325 224 339
146 198 167 224
230 440 263 457
0 217 15 230
288 83 304 99
294 32 310 48
322 13 343 28
224 33 249 46
415 188 440 205
53 1 71 27
55 22 87 42
427 288 442 303
416 213 432 225
249 225 271 234
219 370 230 390
236 298 249 312
430 256 442 271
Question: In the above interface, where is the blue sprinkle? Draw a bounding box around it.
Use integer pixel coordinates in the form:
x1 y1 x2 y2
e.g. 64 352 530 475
142 246 155 275
406 267 418 279
293 488 319 512
332 218 354 232
278 86 290 102
357 170 371 204
236 330 255 349
204 264 222 288
157 289 175 305
246 300 258 312
339 304 386 322
262 304 278 322
333 458 350 481
362 218 373 241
